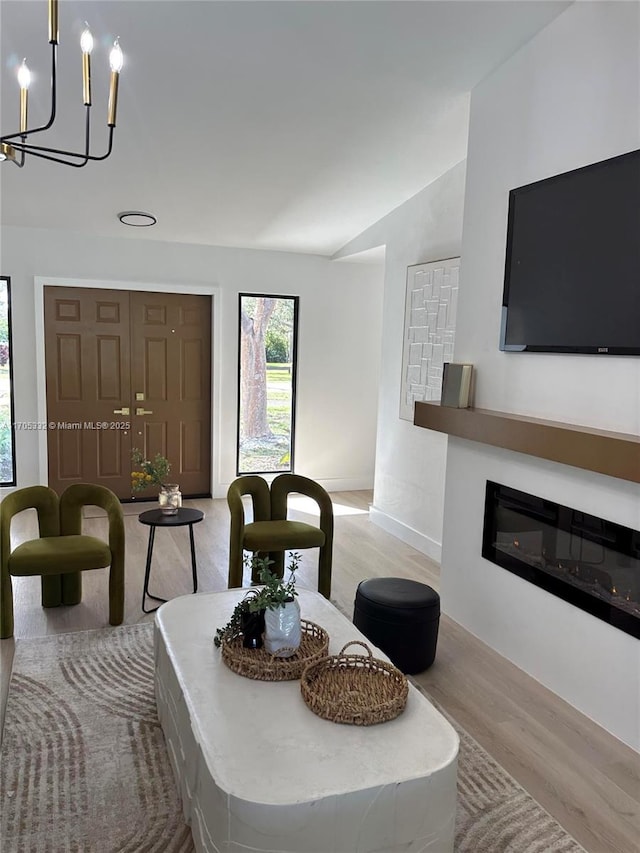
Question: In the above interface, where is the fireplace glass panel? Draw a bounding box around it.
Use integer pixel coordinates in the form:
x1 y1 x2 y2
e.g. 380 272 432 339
482 481 640 639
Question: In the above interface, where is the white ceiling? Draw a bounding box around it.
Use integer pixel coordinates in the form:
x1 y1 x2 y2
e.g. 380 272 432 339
1 1 570 257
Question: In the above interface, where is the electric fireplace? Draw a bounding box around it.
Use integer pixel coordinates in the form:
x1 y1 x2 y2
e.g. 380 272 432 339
482 481 640 639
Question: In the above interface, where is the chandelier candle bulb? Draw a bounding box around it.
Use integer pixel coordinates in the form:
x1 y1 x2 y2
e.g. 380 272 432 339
107 40 123 126
17 60 30 134
48 0 58 44
81 26 93 106
19 89 27 134
107 71 119 127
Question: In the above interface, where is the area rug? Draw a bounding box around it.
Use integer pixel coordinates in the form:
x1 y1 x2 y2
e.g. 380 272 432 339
0 624 586 853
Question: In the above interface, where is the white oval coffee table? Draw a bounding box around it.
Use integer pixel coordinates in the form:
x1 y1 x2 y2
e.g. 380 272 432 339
154 588 459 853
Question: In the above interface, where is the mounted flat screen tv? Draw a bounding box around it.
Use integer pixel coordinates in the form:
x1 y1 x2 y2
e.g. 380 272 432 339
500 148 640 355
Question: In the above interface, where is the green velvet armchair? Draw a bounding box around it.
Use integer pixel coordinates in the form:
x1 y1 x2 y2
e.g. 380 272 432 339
0 483 125 639
227 473 334 599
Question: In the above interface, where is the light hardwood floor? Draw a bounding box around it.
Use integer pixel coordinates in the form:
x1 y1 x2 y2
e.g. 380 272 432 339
1 491 638 852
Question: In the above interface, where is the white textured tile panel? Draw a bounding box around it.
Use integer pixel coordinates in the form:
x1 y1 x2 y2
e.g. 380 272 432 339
400 258 461 419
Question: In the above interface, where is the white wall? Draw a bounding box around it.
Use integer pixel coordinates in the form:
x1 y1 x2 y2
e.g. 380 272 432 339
1 226 384 496
442 1 640 749
336 161 467 561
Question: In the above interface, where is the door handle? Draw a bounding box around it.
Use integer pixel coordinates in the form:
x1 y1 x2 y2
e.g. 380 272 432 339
113 407 130 415
136 407 154 416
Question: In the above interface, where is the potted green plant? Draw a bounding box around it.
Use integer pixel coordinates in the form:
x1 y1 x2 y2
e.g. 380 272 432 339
214 553 302 654
257 553 301 657
213 587 267 649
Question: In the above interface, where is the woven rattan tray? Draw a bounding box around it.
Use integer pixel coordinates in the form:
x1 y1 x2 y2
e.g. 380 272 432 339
300 640 409 725
220 619 329 681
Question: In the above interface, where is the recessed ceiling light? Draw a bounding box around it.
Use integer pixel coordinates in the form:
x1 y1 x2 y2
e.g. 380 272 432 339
118 211 157 227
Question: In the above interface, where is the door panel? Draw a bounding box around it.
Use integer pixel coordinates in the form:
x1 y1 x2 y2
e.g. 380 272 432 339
56 334 83 399
97 428 126 477
130 291 211 499
44 286 212 500
182 420 202 472
96 336 124 399
56 430 82 479
45 287 132 497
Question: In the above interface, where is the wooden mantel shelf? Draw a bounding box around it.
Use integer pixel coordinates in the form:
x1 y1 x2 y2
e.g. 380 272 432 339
413 402 640 484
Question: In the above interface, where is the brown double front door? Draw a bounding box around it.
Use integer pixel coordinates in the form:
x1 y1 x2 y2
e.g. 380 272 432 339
44 286 212 500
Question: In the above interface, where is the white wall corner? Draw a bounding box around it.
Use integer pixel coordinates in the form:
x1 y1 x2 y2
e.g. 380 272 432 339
369 504 442 564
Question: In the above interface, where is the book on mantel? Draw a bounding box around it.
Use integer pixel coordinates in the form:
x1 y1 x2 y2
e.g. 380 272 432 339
441 363 473 408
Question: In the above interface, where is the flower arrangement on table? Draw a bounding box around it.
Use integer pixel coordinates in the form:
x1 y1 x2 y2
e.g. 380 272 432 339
131 449 181 514
130 448 171 492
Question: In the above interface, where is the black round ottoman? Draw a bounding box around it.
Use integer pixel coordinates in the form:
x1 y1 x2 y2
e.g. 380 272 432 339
353 578 440 674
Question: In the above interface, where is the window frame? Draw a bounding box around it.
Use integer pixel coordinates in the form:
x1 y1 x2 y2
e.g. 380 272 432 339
236 293 299 476
0 276 17 486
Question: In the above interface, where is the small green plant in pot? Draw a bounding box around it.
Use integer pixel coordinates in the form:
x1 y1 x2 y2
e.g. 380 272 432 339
255 551 299 607
213 587 267 649
258 552 301 656
214 552 301 653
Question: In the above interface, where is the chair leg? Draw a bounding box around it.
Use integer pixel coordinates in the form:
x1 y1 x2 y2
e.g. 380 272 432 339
62 572 82 605
318 545 332 600
251 552 260 584
249 550 284 583
228 538 244 588
268 551 285 579
0 574 14 639
109 561 125 626
41 574 63 607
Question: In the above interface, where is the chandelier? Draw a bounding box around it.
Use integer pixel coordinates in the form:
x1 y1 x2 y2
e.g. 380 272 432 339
0 0 123 168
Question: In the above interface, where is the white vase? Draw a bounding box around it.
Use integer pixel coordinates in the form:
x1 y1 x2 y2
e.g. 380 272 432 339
264 599 301 657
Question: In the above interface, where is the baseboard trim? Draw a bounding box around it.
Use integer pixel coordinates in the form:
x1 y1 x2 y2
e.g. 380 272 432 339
369 506 442 564
213 477 373 499
314 477 374 493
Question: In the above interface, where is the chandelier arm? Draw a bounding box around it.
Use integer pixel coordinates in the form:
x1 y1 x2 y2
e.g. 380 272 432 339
8 126 114 164
0 44 58 144
5 146 90 168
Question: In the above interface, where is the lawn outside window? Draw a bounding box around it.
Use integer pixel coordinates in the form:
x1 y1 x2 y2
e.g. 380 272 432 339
237 294 298 475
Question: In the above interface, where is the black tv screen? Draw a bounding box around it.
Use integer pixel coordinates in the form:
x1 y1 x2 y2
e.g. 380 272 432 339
500 149 640 355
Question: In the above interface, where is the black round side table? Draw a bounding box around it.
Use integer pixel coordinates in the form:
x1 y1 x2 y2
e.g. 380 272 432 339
139 507 205 613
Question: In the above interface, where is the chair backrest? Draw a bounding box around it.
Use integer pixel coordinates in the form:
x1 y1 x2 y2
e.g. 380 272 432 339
271 474 333 532
1 486 60 571
227 476 272 526
59 483 124 553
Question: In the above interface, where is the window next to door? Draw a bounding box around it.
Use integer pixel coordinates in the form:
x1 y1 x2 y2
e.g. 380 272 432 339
0 277 16 485
237 294 299 475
